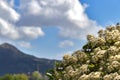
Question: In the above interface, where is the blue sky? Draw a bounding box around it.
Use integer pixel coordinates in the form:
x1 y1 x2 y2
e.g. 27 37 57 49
0 0 120 60
81 0 120 26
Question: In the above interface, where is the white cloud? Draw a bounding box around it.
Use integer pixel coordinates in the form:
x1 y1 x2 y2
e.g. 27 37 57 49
0 18 44 40
18 26 44 40
0 0 104 49
17 41 32 48
0 0 44 41
0 0 20 22
0 18 20 40
17 0 103 40
27 0 42 15
59 40 74 48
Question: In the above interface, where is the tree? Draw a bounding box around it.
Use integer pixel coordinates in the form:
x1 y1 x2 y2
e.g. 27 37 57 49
0 74 13 80
46 24 120 80
31 71 43 80
13 74 28 80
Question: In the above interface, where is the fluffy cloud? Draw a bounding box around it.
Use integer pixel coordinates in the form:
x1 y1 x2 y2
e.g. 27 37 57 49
0 0 103 48
0 18 19 40
0 18 44 40
17 41 32 48
59 40 74 48
17 0 103 40
0 0 20 22
0 0 44 41
18 27 44 40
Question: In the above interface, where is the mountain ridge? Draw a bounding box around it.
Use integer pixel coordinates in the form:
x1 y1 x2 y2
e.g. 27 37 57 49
0 43 57 76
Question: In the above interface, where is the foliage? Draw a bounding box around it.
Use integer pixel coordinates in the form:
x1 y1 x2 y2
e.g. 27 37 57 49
31 71 43 80
0 74 28 80
13 74 28 80
0 74 14 80
46 24 120 80
0 72 45 80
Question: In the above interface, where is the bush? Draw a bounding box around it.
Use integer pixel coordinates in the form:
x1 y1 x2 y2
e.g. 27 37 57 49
46 24 120 80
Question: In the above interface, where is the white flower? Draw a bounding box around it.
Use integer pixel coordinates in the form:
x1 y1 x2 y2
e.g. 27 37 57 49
98 29 104 37
78 74 89 80
89 72 102 80
91 56 99 63
111 61 120 68
114 55 120 62
109 56 115 62
87 35 96 43
96 50 106 59
114 41 120 47
68 70 76 77
79 64 89 74
107 65 114 72
105 29 120 43
63 54 71 64
74 51 88 62
109 55 120 62
106 26 116 31
97 37 106 45
104 73 119 80
65 66 73 72
94 47 101 53
64 73 70 79
114 75 120 80
103 74 112 80
69 56 78 64
108 46 118 56
63 54 71 61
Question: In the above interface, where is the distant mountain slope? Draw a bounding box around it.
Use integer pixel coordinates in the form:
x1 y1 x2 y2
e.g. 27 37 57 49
0 43 56 76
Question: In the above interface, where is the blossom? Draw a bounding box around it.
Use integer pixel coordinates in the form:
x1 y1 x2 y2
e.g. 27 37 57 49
111 61 120 68
79 64 89 74
94 47 101 53
47 24 120 80
69 56 78 64
98 29 104 37
89 72 102 80
63 54 71 61
103 74 112 80
114 41 120 47
91 55 99 63
96 37 106 45
73 51 88 63
78 74 89 80
96 50 106 59
87 35 96 42
108 46 118 56
65 66 74 72
109 55 120 62
114 75 120 80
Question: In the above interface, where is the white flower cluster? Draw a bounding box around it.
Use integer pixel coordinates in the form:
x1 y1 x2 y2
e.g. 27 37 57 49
87 35 106 47
107 61 120 73
50 25 120 80
104 72 119 80
79 64 89 74
109 55 120 62
105 29 120 43
108 46 119 56
78 72 102 80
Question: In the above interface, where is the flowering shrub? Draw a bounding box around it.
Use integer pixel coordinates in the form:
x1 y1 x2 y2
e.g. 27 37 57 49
46 24 120 80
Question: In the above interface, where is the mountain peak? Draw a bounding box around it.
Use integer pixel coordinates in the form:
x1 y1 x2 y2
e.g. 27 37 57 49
0 43 56 75
0 43 18 50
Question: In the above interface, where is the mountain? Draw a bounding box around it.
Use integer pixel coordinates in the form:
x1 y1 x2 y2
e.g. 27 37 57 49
0 43 56 76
